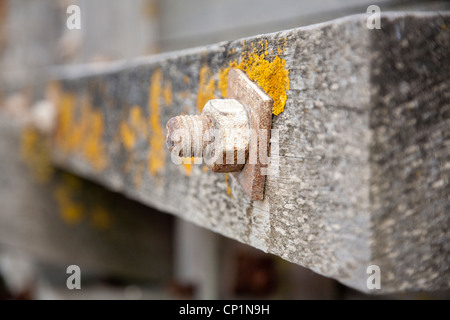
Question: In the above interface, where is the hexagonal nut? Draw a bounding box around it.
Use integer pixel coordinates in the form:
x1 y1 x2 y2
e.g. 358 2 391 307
202 99 249 172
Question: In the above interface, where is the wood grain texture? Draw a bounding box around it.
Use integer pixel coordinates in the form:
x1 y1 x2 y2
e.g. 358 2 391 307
46 13 449 292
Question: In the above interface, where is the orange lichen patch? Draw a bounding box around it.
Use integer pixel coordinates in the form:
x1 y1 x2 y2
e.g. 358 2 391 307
20 127 54 183
183 75 190 84
55 92 77 153
148 69 166 175
53 173 113 229
120 105 146 151
197 65 215 112
82 108 107 171
224 173 233 198
181 157 198 176
130 106 146 131
53 174 85 225
224 40 290 115
163 80 173 106
55 91 107 171
91 206 111 229
120 121 136 150
202 166 209 173
218 66 230 98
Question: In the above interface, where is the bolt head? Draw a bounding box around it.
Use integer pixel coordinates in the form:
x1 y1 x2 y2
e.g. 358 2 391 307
202 99 249 172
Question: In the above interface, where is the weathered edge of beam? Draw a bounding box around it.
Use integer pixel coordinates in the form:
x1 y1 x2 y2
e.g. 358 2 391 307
44 12 449 293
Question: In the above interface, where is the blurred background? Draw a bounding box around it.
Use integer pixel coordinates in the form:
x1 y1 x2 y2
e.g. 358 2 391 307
0 0 449 299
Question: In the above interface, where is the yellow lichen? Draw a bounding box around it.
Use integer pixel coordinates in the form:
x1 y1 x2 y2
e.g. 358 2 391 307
82 108 107 171
224 173 233 198
148 69 166 175
20 127 54 183
197 65 215 112
53 174 85 225
120 121 136 150
55 92 77 153
223 40 290 115
53 173 112 229
182 157 194 176
120 105 146 151
163 80 173 106
55 91 107 171
218 66 230 98
91 206 111 229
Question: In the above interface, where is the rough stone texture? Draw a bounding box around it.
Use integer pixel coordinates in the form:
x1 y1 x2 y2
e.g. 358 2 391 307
43 13 449 293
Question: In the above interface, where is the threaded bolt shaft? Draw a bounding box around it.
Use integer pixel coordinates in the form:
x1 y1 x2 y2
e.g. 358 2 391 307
165 115 214 158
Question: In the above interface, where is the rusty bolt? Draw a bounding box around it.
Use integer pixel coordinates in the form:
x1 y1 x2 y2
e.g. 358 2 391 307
165 99 250 172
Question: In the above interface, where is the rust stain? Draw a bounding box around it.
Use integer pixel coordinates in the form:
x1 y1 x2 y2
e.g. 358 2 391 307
148 69 166 175
197 65 215 112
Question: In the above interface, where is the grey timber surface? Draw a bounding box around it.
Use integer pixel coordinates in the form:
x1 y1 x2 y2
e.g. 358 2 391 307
45 13 449 292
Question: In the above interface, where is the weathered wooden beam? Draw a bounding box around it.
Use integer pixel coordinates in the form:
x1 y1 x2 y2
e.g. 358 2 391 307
0 118 174 282
43 13 449 293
